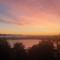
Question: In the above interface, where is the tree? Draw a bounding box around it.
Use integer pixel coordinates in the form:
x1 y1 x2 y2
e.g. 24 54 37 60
28 41 55 60
0 38 11 60
13 43 27 60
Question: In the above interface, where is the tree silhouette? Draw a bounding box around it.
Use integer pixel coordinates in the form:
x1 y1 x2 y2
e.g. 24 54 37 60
13 43 27 60
0 38 12 60
28 41 55 60
0 38 59 60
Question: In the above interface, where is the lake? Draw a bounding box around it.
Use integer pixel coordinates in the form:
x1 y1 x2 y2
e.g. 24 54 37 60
7 39 41 49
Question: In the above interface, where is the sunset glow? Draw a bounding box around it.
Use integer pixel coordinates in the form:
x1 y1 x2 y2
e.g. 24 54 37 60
0 0 60 35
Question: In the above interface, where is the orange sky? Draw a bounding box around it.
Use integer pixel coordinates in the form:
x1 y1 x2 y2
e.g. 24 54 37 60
0 0 60 35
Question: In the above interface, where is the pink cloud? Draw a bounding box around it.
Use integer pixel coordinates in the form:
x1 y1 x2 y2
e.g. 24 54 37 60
0 0 60 26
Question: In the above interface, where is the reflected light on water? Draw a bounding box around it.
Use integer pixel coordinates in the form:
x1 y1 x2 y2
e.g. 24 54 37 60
7 39 41 49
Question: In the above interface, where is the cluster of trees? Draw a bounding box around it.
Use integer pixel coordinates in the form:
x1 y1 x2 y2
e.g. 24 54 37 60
0 38 60 60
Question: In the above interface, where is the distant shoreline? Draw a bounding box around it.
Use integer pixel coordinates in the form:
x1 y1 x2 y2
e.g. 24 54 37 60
0 34 60 40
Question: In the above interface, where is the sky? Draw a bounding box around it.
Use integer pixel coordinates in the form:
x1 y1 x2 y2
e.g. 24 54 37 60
0 0 60 35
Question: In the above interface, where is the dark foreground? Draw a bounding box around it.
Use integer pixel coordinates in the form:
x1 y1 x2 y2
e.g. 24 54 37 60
0 38 60 60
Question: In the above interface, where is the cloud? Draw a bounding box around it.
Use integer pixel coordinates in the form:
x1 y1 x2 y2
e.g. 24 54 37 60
0 0 60 26
0 0 60 35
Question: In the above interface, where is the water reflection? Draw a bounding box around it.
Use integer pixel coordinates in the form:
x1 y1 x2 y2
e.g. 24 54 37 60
7 39 41 49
